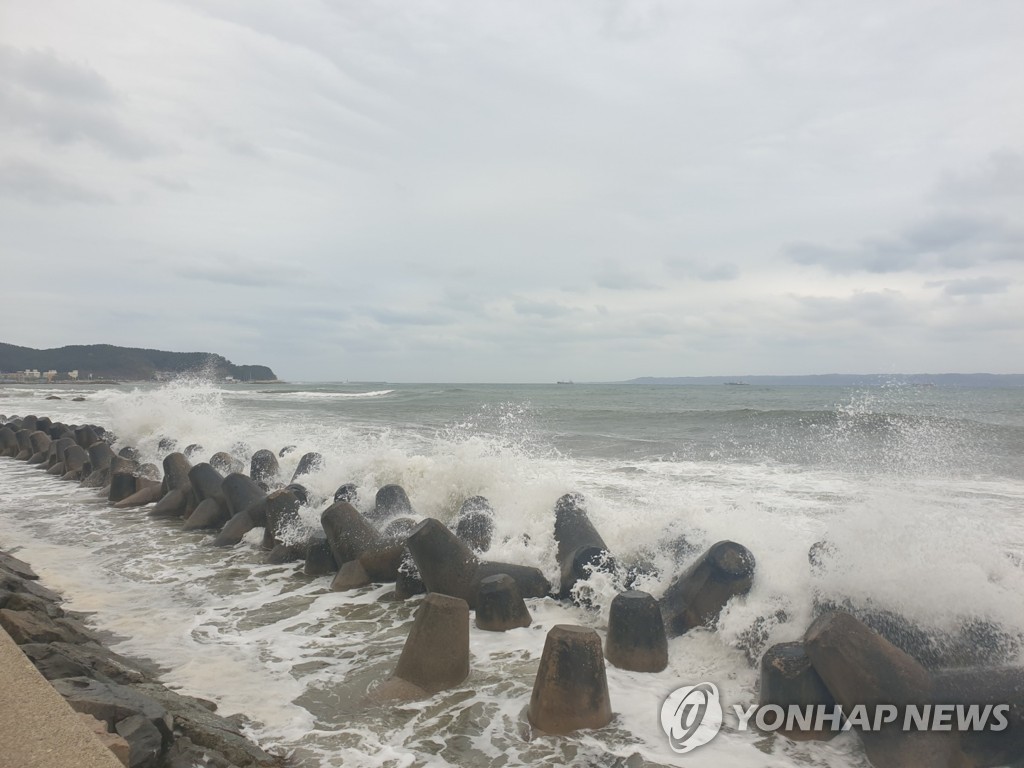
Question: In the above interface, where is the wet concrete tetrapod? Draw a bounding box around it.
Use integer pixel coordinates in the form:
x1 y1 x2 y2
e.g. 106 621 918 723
553 493 613 600
262 488 301 550
249 449 279 487
475 574 531 631
291 452 323 482
528 625 613 734
804 611 968 767
369 484 413 523
932 666 1024 767
758 641 837 741
405 518 550 608
303 533 338 577
373 593 470 701
321 502 382 566
605 590 667 673
660 540 755 636
454 496 494 552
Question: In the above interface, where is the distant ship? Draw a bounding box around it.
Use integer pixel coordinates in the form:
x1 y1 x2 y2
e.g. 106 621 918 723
556 380 574 385
724 381 748 386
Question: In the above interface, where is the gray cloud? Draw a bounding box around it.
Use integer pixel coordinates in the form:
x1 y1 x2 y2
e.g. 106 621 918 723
787 214 1022 274
0 160 111 204
513 300 575 318
793 290 915 328
667 259 741 282
2 1 1024 380
0 45 115 103
0 44 160 160
936 151 1024 201
362 307 452 327
594 262 659 291
927 277 1012 296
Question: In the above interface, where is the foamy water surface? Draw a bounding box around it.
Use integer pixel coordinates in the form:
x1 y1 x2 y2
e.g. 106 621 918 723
1 379 1023 767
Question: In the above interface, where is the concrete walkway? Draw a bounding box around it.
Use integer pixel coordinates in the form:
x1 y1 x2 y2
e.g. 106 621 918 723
0 626 124 768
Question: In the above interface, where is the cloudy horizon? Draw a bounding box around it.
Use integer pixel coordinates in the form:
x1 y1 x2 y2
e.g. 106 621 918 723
2 1 1022 382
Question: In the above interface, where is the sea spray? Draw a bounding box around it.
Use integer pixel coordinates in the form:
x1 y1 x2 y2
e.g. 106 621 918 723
2 379 1023 766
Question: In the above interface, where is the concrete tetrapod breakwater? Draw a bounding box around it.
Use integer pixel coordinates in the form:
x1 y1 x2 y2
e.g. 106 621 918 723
8 409 1021 765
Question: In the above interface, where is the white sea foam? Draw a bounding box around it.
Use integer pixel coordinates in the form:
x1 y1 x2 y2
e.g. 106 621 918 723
2 380 1023 767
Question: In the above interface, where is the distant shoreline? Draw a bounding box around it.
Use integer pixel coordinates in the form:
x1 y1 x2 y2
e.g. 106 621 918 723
626 373 1024 387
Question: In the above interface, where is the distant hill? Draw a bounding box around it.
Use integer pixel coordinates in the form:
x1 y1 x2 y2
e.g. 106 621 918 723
0 343 276 382
628 373 1024 387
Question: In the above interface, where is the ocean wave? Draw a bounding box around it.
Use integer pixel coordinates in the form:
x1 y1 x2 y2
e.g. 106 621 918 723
258 389 395 399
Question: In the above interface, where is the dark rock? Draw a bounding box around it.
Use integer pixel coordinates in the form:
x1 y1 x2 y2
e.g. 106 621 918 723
128 682 278 767
115 713 164 768
157 437 178 453
22 641 150 685
0 570 61 602
183 443 204 459
0 589 63 617
0 608 93 645
278 445 296 458
163 737 235 768
0 551 39 580
51 677 173 743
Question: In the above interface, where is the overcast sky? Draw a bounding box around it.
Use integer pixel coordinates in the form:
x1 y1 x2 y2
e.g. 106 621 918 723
2 1 1023 382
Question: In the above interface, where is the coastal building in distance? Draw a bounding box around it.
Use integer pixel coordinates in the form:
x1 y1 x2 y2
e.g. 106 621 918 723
0 369 78 383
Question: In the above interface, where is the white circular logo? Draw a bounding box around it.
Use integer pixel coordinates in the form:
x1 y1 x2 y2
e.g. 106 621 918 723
660 682 723 753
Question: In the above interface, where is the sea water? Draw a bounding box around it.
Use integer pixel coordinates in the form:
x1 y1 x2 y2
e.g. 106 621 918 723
1 379 1023 767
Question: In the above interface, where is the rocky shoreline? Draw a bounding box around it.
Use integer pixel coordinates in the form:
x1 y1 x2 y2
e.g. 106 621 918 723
0 548 284 768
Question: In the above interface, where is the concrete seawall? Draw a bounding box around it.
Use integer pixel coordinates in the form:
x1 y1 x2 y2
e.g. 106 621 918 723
0 626 124 768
